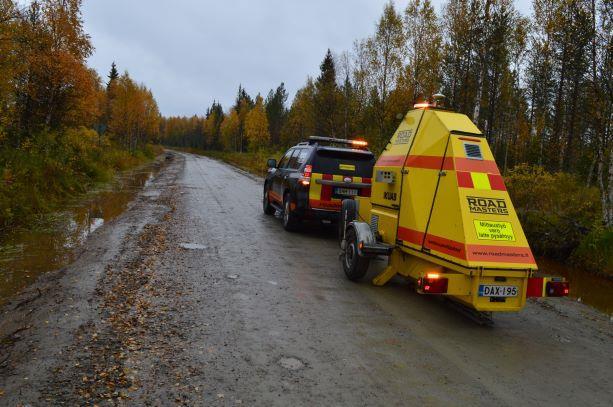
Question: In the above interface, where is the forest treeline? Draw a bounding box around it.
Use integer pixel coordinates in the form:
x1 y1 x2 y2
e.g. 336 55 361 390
161 0 611 273
0 0 161 229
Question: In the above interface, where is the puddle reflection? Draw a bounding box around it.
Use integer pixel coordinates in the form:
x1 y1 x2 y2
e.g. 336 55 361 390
0 162 162 304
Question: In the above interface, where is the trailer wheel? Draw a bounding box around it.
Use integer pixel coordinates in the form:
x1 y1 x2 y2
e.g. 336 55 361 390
343 227 370 281
339 199 357 244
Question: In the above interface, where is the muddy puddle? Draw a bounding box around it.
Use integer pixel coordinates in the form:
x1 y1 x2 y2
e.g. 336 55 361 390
0 159 164 305
538 257 613 315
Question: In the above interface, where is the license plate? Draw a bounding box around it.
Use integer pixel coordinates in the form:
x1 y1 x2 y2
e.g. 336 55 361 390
478 285 518 297
335 188 358 196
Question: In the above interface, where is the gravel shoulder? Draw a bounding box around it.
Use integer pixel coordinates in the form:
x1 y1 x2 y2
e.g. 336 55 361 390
0 152 611 406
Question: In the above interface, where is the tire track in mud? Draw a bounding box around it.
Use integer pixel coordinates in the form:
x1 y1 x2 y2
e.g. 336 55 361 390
40 200 174 404
38 171 202 405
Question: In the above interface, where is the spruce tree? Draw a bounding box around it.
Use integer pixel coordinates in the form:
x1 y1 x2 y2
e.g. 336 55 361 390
107 62 119 90
265 82 288 145
314 49 341 137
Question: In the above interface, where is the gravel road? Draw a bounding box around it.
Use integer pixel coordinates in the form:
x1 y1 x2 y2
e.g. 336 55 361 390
1 152 611 406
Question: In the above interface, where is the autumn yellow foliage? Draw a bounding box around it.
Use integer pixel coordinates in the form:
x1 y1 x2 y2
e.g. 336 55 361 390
244 96 270 149
220 109 240 151
0 0 161 230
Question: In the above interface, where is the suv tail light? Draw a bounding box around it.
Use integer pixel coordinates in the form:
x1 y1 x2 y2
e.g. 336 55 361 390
300 164 312 186
546 281 569 297
417 274 448 294
527 277 570 297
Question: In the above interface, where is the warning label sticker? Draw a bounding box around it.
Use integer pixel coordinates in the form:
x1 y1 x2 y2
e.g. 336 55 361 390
394 129 413 144
473 220 516 241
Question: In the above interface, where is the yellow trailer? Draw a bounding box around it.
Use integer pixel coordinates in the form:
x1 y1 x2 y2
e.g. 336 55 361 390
339 98 568 320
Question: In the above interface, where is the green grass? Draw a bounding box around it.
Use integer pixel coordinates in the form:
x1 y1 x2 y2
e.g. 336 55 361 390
505 164 612 276
570 226 613 277
0 128 162 231
178 147 284 178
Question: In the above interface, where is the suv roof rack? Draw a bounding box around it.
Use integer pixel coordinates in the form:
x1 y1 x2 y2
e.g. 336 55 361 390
307 136 369 150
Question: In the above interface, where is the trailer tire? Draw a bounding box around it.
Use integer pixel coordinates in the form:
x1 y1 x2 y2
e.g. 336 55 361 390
339 199 357 244
343 227 370 281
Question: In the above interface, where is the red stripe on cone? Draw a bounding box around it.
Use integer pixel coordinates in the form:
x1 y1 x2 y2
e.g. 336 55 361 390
456 171 474 188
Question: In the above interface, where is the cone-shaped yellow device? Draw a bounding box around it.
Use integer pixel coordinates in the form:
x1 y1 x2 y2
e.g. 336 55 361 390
352 105 566 313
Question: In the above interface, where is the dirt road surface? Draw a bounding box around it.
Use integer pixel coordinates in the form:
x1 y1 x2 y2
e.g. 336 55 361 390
1 152 611 406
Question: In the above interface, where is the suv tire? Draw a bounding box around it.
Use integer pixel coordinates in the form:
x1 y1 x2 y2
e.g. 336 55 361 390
282 193 299 231
343 227 370 281
263 186 275 215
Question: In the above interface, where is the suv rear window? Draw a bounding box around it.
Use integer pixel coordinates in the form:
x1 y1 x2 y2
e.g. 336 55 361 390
312 148 375 177
287 148 310 170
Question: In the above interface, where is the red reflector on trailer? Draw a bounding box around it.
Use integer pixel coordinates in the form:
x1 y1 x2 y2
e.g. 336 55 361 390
546 281 570 297
418 277 448 294
526 277 544 297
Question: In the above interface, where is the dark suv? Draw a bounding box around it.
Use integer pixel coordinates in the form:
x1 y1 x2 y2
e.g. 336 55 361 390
263 137 376 230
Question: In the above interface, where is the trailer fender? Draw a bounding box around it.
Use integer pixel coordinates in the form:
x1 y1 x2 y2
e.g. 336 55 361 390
347 221 376 257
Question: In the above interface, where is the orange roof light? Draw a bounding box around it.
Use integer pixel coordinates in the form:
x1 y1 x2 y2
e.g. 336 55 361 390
352 140 368 147
426 272 441 279
413 102 433 109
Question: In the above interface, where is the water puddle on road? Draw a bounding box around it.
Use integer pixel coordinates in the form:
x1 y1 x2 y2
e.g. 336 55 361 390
538 257 613 315
0 160 163 305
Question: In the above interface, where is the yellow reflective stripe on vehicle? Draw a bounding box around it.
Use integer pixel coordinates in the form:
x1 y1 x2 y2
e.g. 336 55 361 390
309 173 323 201
339 164 355 171
470 172 491 190
309 174 364 207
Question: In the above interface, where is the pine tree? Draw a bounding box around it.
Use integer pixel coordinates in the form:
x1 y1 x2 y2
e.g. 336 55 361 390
203 101 224 149
340 74 355 139
233 85 254 152
234 84 254 112
107 61 119 90
314 49 341 137
265 83 288 145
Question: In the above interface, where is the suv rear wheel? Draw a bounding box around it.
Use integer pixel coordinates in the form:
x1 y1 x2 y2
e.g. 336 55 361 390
263 186 275 215
339 199 357 244
282 193 300 231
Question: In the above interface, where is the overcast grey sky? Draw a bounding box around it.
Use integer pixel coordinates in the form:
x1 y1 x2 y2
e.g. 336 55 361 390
83 0 532 117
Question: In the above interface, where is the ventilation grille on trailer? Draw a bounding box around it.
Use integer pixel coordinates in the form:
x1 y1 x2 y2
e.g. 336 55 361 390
464 143 483 160
370 215 379 235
